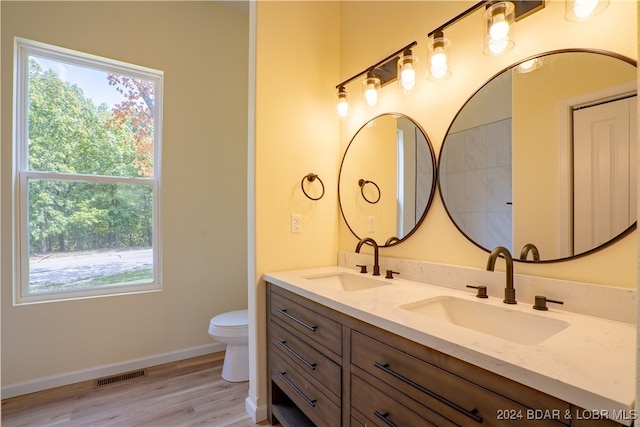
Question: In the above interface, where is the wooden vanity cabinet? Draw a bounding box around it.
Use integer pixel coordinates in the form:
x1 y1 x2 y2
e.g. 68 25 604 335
266 283 626 427
350 325 568 427
267 284 344 426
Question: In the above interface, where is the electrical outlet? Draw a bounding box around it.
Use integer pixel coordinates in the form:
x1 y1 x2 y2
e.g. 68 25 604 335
291 214 302 233
368 216 375 232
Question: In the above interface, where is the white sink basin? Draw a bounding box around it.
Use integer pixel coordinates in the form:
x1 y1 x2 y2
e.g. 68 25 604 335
400 296 570 345
304 272 391 292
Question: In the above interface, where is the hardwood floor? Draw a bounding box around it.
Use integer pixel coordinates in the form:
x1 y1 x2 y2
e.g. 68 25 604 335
2 352 274 427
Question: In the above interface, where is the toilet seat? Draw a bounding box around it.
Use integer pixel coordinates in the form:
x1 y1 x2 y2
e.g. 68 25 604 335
209 309 248 338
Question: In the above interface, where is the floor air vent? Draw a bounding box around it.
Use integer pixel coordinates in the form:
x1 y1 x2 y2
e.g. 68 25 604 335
94 369 147 388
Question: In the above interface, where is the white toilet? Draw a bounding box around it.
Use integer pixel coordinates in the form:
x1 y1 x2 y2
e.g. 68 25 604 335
208 309 249 382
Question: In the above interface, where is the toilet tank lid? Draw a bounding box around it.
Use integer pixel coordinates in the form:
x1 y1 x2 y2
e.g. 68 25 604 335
211 309 248 327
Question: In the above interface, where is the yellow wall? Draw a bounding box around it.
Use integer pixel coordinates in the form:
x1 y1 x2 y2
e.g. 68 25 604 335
0 0 636 416
337 0 637 288
1 2 249 388
251 0 340 414
251 0 637 418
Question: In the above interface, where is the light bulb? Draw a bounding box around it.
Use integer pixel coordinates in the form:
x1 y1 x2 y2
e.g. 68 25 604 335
573 0 598 18
397 49 418 93
514 58 543 74
400 62 416 91
431 47 447 69
427 31 451 80
518 59 539 74
363 73 380 107
519 59 536 71
431 64 448 80
365 83 378 106
430 46 448 79
488 38 510 55
484 2 514 55
337 97 349 118
489 13 510 40
336 86 349 119
565 0 609 21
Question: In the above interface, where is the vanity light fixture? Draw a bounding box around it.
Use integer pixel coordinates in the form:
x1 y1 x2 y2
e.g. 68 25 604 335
565 0 609 21
363 70 381 107
484 1 516 56
336 86 349 119
427 30 451 80
424 1 542 73
334 41 417 116
333 1 545 117
398 48 418 93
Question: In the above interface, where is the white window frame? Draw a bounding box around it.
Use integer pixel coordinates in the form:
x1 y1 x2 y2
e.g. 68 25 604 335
13 37 163 304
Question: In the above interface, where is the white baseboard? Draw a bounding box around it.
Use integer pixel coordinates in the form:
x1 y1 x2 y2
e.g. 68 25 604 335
2 343 225 399
245 396 268 422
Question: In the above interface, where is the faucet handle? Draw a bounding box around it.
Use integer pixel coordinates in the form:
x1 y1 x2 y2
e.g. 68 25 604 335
533 295 564 311
466 285 488 298
356 264 368 274
385 270 399 279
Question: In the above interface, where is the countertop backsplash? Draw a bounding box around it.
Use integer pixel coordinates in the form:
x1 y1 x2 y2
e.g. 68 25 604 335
338 250 637 325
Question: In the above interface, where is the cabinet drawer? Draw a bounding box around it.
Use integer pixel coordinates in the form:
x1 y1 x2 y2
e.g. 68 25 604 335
270 320 341 397
352 331 566 427
271 350 341 427
352 321 570 420
350 416 366 427
270 289 342 356
352 373 445 427
350 408 371 427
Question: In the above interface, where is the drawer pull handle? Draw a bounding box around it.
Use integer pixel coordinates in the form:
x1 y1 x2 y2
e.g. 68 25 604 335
374 362 482 423
374 411 398 427
277 340 317 370
277 308 318 332
277 371 317 408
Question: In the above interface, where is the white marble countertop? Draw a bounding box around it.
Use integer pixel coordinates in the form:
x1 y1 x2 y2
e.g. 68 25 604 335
264 266 637 425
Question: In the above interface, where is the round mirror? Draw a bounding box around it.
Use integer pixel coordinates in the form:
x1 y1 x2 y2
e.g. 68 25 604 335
438 50 637 262
339 113 437 246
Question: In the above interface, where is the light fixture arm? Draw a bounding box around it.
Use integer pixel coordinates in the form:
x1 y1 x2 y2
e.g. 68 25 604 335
335 41 417 90
426 0 544 37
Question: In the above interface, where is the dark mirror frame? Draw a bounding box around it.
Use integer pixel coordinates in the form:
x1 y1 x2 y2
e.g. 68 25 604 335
437 49 637 263
339 113 437 247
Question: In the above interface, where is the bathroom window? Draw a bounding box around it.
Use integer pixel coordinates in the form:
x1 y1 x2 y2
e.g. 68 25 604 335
13 38 163 303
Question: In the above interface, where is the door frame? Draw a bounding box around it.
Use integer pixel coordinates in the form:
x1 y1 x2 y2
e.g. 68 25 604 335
557 80 637 256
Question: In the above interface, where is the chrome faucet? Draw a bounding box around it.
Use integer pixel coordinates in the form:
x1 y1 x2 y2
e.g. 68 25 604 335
486 246 516 304
355 238 380 276
519 243 540 261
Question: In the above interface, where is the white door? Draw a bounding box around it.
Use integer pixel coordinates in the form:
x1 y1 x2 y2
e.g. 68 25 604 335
573 95 637 254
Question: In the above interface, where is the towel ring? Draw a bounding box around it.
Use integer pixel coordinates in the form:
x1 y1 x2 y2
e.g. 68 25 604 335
358 179 381 204
301 173 325 201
